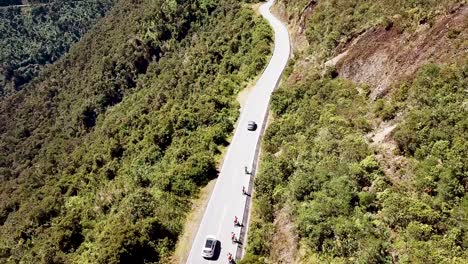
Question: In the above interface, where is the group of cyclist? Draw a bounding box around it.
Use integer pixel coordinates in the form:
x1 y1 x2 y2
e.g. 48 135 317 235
226 167 252 263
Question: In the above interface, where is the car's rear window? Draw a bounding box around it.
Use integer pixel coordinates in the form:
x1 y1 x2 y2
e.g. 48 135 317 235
205 239 214 248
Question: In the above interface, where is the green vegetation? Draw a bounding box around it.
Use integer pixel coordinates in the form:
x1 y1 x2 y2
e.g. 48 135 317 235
243 0 467 263
0 0 54 6
244 61 467 263
0 0 117 97
244 72 390 263
0 1 22 6
0 0 271 263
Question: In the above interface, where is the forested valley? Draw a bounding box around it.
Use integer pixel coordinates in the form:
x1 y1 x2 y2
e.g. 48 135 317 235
0 0 271 263
0 0 117 97
243 0 467 263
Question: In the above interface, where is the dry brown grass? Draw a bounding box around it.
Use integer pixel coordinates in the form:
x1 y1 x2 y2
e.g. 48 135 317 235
249 2 263 16
237 77 258 110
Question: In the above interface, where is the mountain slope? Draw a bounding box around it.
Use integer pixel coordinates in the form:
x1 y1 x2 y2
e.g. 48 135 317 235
243 0 467 263
0 0 272 263
0 0 117 97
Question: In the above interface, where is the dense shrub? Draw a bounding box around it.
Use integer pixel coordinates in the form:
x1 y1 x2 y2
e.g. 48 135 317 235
0 0 117 97
246 0 466 262
246 62 468 262
0 0 272 262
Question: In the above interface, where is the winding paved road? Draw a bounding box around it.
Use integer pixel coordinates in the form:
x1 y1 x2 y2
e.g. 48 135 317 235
186 0 290 263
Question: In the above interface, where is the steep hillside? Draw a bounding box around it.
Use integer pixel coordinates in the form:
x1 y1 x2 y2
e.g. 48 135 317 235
243 0 467 263
0 0 117 97
0 0 271 263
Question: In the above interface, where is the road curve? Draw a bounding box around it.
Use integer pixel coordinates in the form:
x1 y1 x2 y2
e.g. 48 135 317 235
186 0 290 263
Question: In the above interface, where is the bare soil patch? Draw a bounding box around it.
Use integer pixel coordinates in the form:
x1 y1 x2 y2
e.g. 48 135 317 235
334 6 468 99
269 206 299 264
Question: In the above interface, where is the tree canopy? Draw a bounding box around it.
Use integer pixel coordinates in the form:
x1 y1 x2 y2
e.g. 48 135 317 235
0 0 271 263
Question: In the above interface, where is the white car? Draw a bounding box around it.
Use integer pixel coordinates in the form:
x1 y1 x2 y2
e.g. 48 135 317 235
201 235 217 258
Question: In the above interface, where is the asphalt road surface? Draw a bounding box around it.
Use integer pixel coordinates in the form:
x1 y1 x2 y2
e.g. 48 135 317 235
186 0 290 263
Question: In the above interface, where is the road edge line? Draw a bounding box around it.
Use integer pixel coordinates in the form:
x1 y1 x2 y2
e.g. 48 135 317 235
235 4 291 261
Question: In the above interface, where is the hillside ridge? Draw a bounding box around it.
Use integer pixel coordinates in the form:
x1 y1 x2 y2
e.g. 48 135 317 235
242 0 467 263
